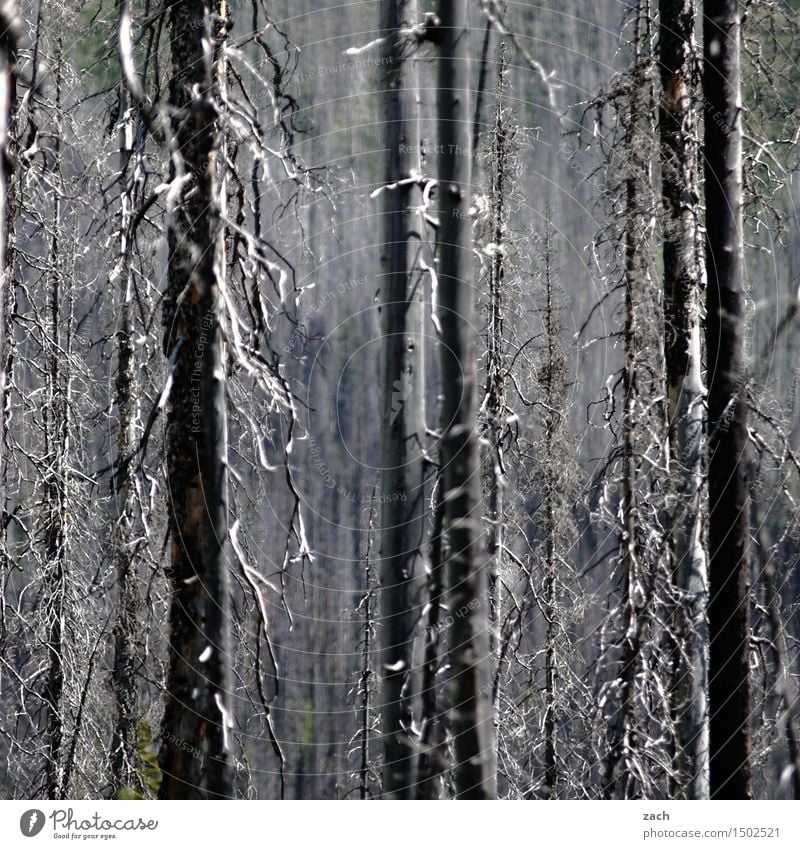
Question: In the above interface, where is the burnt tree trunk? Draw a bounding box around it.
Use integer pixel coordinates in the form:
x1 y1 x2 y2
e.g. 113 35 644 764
42 35 68 800
0 1 18 562
158 0 233 800
658 0 709 799
109 4 146 792
484 50 508 679
602 8 651 799
541 222 565 800
436 0 496 799
703 0 752 801
378 0 426 799
416 477 445 799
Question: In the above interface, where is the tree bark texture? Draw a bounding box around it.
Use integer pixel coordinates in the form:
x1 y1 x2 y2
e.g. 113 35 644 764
378 0 426 799
436 0 496 800
703 0 753 801
659 0 709 800
158 0 233 800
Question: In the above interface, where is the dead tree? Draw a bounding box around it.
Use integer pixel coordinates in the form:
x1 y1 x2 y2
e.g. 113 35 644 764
703 0 753 800
483 49 509 671
377 0 426 798
158 0 233 799
0 0 18 564
658 0 709 799
540 222 567 799
109 0 147 795
416 480 446 798
0 10 19 758
435 0 496 799
749 475 800 799
479 49 514 793
355 506 378 799
41 33 68 800
601 9 650 799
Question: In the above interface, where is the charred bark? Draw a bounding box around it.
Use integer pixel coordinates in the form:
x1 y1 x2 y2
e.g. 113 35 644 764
541 223 565 800
703 0 752 801
602 6 651 798
42 36 68 800
109 7 147 790
416 478 445 799
658 0 709 799
0 1 18 562
158 0 233 800
378 0 426 799
436 0 496 799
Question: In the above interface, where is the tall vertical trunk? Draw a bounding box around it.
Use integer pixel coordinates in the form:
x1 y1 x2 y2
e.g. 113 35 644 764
603 144 643 801
109 4 146 790
109 127 139 796
750 492 800 799
42 263 67 802
541 222 564 800
544 466 557 797
357 526 376 800
659 0 709 799
703 0 752 801
483 54 510 796
484 51 507 675
378 0 426 799
416 480 445 799
42 35 68 800
42 305 65 803
603 7 649 797
158 0 233 800
436 0 496 799
0 0 18 559
0 2 19 675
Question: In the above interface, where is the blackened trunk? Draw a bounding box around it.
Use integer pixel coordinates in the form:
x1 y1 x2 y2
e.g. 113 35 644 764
416 479 445 799
158 0 233 800
541 223 564 799
378 0 426 799
659 0 709 799
436 0 496 799
484 53 507 673
0 1 18 557
42 37 67 800
109 14 145 789
703 0 752 801
601 10 648 799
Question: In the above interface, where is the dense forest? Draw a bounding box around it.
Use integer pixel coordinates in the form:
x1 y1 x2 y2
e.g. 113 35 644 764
0 0 799 802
